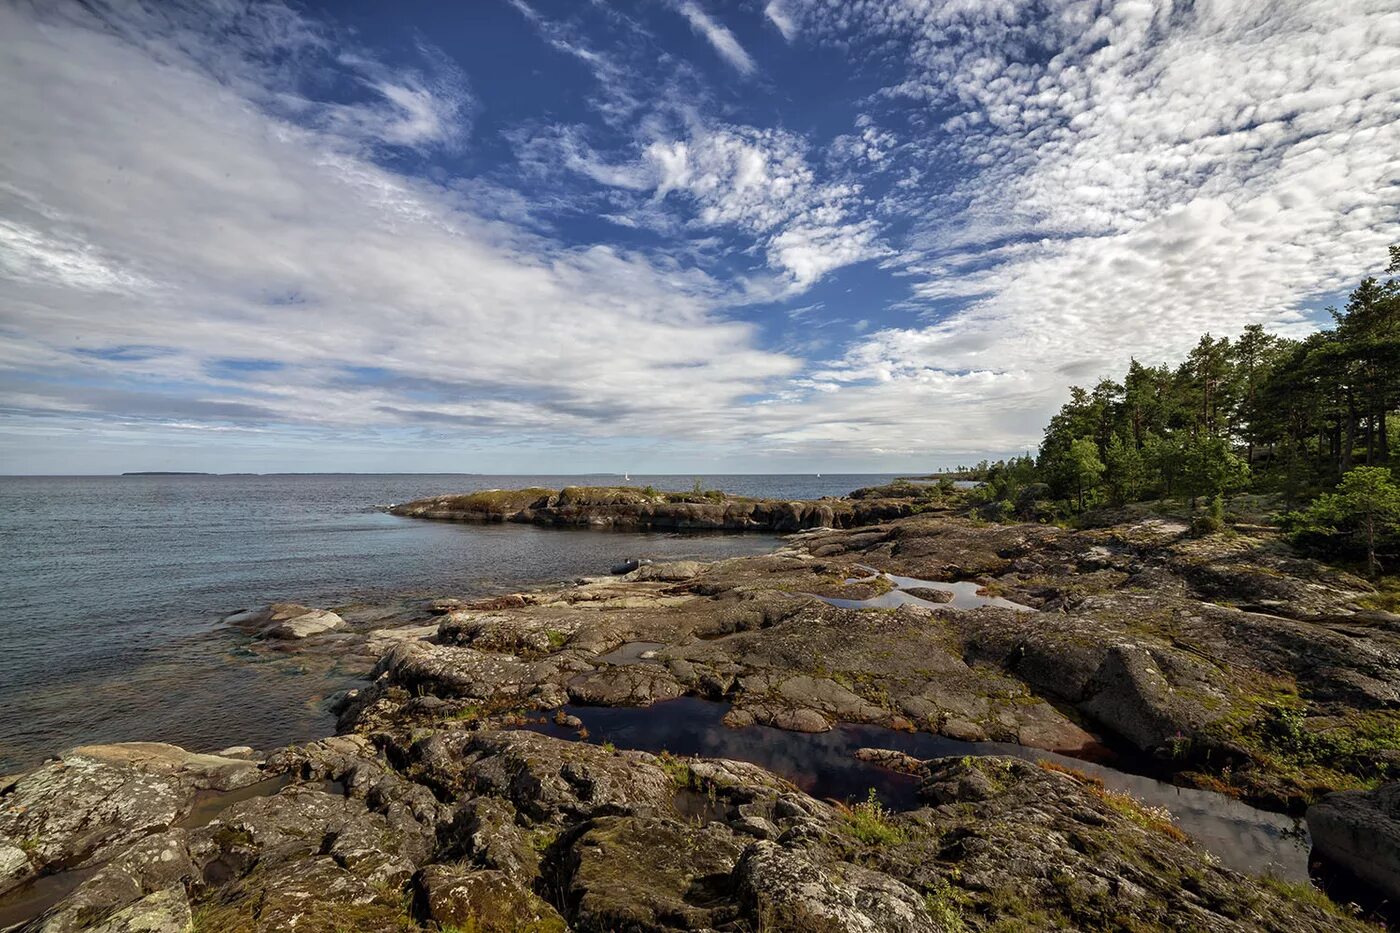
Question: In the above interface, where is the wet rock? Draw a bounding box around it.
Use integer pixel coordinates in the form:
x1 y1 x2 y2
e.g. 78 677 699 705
1307 782 1400 900
223 602 344 639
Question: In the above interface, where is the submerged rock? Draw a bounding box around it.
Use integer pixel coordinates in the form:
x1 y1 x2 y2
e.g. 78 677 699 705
223 602 345 639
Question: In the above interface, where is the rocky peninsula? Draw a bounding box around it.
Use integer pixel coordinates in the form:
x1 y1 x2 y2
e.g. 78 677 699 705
387 485 916 531
2 484 1397 931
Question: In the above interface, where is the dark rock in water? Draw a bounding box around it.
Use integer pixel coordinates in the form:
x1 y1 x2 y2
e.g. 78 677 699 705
902 586 954 603
1308 782 1400 901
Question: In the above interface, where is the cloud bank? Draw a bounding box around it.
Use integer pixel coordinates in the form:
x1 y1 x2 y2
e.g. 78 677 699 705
0 0 1396 472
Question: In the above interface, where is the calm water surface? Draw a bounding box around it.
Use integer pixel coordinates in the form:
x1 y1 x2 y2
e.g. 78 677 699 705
528 697 1312 882
0 473 897 770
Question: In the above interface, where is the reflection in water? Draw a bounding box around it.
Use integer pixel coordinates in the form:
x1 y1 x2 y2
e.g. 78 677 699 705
595 642 668 666
821 569 1036 612
526 697 1310 882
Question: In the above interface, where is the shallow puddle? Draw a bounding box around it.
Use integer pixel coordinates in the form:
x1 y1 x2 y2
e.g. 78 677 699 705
0 866 98 931
174 773 294 829
822 566 1035 612
596 642 668 666
525 696 1310 882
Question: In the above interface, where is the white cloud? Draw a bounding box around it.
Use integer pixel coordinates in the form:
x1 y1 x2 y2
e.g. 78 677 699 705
756 0 1400 458
764 2 798 41
3 0 1396 471
641 125 888 285
675 2 756 75
0 1 797 445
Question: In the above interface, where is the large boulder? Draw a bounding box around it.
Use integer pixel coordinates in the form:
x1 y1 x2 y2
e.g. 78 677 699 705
1307 782 1400 900
0 743 261 896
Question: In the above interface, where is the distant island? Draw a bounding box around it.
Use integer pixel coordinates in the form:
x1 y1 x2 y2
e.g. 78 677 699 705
119 471 211 476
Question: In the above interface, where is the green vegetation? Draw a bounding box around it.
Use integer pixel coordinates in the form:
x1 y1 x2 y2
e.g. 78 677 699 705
839 788 906 845
1039 761 1189 843
1258 875 1355 921
922 880 968 932
446 703 484 722
958 249 1400 556
440 488 555 512
656 750 697 788
1284 465 1400 575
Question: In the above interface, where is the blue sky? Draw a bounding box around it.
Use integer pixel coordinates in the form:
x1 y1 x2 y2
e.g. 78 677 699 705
1 0 1396 474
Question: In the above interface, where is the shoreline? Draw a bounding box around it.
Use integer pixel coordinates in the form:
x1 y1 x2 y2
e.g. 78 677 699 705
2 487 1396 930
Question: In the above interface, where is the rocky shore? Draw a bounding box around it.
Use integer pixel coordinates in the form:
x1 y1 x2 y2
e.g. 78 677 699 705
387 485 917 530
2 486 1397 931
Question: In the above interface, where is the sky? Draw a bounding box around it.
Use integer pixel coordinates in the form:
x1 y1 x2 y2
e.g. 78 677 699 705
0 0 1397 475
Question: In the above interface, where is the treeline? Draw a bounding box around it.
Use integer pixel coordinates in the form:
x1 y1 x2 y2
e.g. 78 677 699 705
972 247 1400 534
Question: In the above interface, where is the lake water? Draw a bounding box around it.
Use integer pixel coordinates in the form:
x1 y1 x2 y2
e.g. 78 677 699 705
0 473 898 771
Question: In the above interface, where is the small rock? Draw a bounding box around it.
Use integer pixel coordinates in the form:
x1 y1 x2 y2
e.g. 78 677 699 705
904 586 955 603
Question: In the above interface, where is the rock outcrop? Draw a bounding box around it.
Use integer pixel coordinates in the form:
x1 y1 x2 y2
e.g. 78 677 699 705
5 501 1397 929
1308 782 1400 901
0 732 1369 932
389 484 917 530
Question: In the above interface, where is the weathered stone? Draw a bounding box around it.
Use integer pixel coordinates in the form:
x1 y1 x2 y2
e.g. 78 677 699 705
563 815 745 931
418 865 564 931
1308 782 1400 900
566 667 684 706
86 885 191 933
0 744 260 895
223 602 344 639
734 840 936 932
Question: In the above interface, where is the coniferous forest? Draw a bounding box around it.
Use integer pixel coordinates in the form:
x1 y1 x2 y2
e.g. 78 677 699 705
960 247 1400 571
